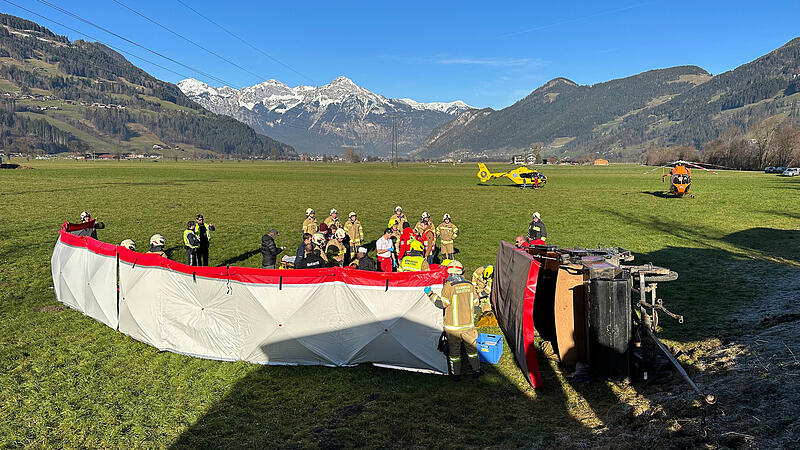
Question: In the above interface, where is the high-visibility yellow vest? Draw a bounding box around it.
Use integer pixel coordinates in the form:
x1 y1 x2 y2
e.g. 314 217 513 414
183 229 198 249
194 223 211 241
400 255 425 272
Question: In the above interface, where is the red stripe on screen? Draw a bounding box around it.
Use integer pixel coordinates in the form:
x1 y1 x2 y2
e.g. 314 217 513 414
522 259 544 388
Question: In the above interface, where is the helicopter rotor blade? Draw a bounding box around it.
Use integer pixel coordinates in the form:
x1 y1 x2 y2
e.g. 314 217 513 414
643 164 671 174
683 161 718 175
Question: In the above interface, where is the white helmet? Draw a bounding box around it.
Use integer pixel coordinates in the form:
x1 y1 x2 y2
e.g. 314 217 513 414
306 208 315 216
447 260 464 274
150 234 166 246
312 233 325 246
80 211 91 220
421 211 430 219
348 211 357 218
330 208 338 215
120 239 136 250
335 228 346 239
395 206 402 213
443 213 451 220
532 212 541 220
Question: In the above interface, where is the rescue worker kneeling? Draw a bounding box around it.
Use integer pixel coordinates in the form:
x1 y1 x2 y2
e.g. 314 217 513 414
472 265 494 311
399 239 429 272
424 260 483 381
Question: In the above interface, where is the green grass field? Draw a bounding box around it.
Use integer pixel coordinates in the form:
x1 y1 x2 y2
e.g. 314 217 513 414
1 161 798 448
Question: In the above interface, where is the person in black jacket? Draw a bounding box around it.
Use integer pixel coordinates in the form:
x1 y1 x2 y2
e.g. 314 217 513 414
194 214 215 266
296 233 312 261
527 212 548 243
261 228 285 269
349 247 377 271
296 244 325 269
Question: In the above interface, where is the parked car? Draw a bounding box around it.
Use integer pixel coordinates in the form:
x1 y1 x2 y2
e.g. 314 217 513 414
779 167 800 177
764 166 776 173
775 166 788 174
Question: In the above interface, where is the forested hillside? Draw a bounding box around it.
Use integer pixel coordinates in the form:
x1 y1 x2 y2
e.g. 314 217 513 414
416 66 711 159
0 14 296 158
418 37 800 162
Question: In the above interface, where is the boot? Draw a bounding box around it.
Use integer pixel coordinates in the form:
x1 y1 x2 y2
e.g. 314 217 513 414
472 369 483 379
450 373 461 382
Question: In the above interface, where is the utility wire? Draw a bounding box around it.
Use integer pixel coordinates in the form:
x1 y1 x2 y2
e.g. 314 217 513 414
33 0 232 86
173 0 316 86
110 0 268 84
2 0 195 80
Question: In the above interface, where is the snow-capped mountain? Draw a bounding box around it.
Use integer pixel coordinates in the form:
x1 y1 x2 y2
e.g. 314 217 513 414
178 76 472 155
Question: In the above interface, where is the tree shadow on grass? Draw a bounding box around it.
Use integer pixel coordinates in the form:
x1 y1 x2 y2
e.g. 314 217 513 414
168 325 610 449
216 249 261 267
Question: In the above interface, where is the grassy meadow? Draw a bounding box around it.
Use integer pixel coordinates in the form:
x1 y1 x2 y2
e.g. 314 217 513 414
0 160 798 448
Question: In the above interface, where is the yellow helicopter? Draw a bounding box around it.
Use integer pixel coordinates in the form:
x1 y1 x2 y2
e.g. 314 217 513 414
477 163 547 187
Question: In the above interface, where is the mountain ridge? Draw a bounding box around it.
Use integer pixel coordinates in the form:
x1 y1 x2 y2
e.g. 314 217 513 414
179 77 473 155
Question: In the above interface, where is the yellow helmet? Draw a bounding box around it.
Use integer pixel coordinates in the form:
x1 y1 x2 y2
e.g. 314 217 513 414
409 239 424 252
447 260 464 274
388 218 398 227
483 265 494 279
441 259 452 267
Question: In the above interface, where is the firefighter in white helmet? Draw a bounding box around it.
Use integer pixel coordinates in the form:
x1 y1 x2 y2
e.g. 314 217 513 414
302 208 318 235
437 213 459 261
389 206 407 231
324 208 341 230
414 211 432 237
120 239 136 251
147 234 167 257
343 211 364 256
424 260 483 381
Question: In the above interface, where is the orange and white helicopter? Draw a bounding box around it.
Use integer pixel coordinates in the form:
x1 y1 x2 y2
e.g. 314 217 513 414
643 160 725 197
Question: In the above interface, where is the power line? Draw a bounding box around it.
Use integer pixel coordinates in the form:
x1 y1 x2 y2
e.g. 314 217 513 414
33 0 232 86
109 0 268 84
1 0 194 80
173 0 316 86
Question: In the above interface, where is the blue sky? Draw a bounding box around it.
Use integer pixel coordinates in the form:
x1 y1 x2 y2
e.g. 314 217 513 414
5 0 800 109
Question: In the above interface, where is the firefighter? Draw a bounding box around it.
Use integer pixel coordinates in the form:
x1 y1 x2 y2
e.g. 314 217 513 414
120 239 136 251
414 212 432 236
312 232 328 261
399 240 429 272
472 265 494 311
193 214 215 266
424 260 483 381
528 212 547 244
324 208 341 230
78 211 105 239
302 208 318 235
326 228 347 263
419 221 436 265
437 213 459 260
343 211 364 255
389 206 407 230
183 221 200 266
148 234 167 257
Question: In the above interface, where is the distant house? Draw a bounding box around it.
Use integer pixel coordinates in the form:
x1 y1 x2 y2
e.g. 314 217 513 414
594 158 609 166
512 155 526 165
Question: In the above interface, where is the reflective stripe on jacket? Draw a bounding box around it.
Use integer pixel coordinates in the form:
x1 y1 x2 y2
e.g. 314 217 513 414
183 229 199 249
437 222 459 244
399 255 428 272
427 279 478 330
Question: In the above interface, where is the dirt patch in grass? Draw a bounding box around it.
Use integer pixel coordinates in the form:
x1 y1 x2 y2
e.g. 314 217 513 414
34 304 66 313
